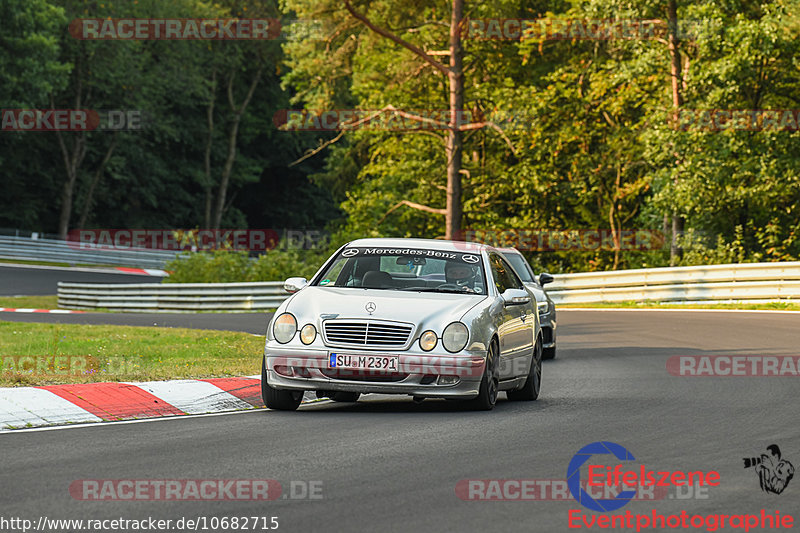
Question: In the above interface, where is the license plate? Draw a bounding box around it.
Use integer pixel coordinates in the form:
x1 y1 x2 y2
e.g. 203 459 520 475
329 353 399 371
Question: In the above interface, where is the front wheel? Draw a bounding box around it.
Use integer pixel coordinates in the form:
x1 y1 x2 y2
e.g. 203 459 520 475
466 340 499 411
542 345 556 360
507 340 542 401
261 359 303 411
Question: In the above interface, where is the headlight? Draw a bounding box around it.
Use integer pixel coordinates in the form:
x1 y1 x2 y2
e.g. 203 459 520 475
300 324 316 345
419 330 437 351
273 313 297 344
442 322 469 353
537 300 550 315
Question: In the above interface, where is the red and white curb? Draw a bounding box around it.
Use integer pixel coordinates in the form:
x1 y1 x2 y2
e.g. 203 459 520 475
0 262 168 277
0 376 314 431
114 267 169 276
0 308 85 314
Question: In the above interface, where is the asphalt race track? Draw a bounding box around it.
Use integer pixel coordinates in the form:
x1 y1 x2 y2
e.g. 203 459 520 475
2 309 798 532
0 263 165 295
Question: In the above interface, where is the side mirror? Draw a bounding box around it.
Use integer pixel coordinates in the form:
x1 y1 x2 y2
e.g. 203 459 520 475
284 277 308 294
538 272 554 286
501 288 530 306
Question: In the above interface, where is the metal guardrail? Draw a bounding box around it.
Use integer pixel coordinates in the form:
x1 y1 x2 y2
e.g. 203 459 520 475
58 281 287 312
56 261 800 312
546 261 800 304
0 235 181 269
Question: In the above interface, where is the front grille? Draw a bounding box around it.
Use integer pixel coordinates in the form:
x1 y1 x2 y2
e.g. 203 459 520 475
321 368 408 382
323 320 413 348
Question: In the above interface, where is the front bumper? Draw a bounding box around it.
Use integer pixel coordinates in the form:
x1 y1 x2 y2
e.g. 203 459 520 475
264 345 486 399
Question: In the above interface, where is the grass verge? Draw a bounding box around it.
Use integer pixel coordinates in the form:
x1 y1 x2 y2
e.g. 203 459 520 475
0 295 61 309
0 321 264 386
558 301 800 311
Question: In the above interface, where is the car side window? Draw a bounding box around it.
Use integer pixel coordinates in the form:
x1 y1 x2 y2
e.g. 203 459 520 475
488 255 505 293
489 254 522 294
499 256 524 290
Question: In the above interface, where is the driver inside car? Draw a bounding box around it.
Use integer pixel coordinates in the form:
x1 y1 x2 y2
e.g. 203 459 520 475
444 261 479 292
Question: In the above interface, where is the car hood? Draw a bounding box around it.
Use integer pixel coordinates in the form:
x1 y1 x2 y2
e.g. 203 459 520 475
285 286 486 326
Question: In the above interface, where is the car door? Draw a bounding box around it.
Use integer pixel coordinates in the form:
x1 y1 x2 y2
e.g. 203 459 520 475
488 253 534 379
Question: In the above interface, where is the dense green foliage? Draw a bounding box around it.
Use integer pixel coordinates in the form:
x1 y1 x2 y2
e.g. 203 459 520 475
165 248 327 283
1 0 340 235
282 0 800 272
3 0 800 278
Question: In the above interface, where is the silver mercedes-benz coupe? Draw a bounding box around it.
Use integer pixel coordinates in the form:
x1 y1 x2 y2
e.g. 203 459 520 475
262 238 543 411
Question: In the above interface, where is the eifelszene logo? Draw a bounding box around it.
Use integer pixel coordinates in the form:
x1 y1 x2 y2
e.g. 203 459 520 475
567 441 638 512
567 441 721 512
743 444 794 494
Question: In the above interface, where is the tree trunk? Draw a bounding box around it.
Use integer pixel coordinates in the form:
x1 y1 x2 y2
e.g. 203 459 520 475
445 0 464 240
211 67 262 229
667 0 685 264
212 115 242 229
55 58 87 240
78 133 118 229
670 212 685 262
203 67 217 228
55 127 87 240
57 155 80 240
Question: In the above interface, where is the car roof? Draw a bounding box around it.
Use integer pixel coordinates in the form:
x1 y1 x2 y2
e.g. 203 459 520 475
496 247 522 255
346 237 489 254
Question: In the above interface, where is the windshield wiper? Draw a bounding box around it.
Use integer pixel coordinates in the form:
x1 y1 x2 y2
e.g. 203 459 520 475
399 286 475 294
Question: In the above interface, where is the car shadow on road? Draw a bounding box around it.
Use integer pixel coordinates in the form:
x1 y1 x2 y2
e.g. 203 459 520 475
291 394 554 414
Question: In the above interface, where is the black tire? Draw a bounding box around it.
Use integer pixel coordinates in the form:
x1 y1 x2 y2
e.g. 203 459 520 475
261 359 303 411
507 340 542 401
466 339 499 411
542 345 556 360
329 392 360 402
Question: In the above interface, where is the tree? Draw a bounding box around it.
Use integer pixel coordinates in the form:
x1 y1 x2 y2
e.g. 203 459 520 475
283 0 527 239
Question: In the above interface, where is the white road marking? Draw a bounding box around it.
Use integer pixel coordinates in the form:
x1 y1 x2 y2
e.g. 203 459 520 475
0 388 102 429
131 380 253 414
0 398 333 435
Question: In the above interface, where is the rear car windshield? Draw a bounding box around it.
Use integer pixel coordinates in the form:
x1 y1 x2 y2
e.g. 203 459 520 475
314 247 487 294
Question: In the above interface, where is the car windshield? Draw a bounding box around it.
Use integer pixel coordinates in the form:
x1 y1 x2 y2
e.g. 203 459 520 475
501 253 535 283
314 246 487 294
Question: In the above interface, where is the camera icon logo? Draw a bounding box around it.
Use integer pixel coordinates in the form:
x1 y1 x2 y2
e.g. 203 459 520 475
743 444 794 495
